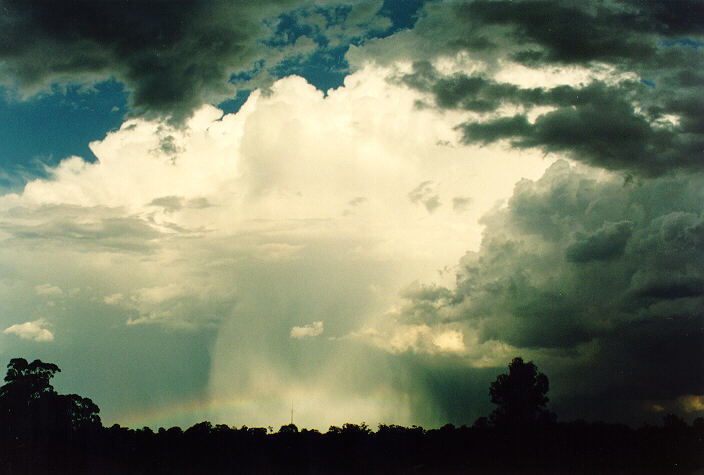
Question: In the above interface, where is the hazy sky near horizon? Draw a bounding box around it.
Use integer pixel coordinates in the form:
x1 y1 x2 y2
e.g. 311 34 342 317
0 0 702 430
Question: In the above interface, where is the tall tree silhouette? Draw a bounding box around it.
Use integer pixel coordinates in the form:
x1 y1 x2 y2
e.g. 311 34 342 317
0 357 60 401
489 357 554 429
0 358 100 444
0 358 60 438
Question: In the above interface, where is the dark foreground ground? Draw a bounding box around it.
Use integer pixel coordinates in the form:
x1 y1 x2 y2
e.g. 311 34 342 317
2 419 702 474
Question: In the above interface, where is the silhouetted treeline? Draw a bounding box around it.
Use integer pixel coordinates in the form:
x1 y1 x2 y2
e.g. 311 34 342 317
2 357 702 474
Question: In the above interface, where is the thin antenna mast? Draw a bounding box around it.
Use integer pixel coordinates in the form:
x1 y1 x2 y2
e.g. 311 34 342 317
290 400 294 425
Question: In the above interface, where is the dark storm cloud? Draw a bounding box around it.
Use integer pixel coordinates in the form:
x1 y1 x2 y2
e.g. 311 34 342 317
565 221 632 263
451 0 703 65
380 0 704 176
398 60 703 175
396 161 704 421
453 0 654 64
399 62 523 112
359 0 702 70
0 0 363 122
1 1 249 121
457 94 703 176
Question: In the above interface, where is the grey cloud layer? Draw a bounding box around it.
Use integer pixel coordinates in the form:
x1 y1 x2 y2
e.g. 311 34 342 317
454 79 703 176
0 204 164 252
372 0 704 176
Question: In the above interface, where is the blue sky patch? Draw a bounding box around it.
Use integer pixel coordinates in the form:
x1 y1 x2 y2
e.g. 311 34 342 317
0 80 127 190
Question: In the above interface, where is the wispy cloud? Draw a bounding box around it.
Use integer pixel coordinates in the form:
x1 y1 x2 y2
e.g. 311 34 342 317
290 321 324 339
35 283 63 297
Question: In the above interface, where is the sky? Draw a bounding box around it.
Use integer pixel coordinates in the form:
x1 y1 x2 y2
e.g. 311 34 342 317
0 0 702 430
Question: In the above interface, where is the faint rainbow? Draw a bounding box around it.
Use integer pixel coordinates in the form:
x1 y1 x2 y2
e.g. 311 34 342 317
116 395 268 428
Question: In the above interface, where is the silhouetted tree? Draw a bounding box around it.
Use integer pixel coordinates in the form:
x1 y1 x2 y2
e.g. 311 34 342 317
55 393 102 430
0 358 100 446
278 423 299 433
0 358 60 440
489 356 554 429
0 358 60 402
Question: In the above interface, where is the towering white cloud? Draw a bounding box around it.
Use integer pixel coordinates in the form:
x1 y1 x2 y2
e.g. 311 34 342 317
0 64 552 428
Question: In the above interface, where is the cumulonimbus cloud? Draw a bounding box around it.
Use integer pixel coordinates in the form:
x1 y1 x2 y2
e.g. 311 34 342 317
0 66 554 428
369 159 704 423
1 0 701 428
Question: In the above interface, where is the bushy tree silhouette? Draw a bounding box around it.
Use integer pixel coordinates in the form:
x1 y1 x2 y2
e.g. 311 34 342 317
489 356 554 429
278 423 298 433
0 358 61 440
0 358 100 450
0 357 60 401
